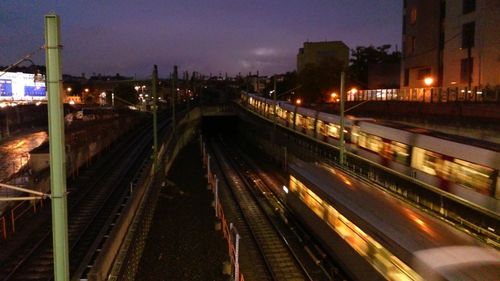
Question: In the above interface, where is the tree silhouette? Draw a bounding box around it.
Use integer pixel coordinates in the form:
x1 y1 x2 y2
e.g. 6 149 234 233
349 45 401 88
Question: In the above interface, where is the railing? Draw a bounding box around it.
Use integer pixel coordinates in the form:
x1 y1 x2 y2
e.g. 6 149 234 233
203 140 245 281
0 198 44 240
1 216 6 240
348 86 500 103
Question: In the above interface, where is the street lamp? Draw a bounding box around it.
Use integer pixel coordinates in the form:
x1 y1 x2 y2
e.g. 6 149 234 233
100 92 106 106
331 92 339 102
424 77 434 86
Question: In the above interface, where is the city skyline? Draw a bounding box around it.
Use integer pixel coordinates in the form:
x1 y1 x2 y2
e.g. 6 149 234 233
1 0 402 78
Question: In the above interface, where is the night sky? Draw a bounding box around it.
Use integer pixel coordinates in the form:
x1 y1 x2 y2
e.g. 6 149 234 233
1 1 402 78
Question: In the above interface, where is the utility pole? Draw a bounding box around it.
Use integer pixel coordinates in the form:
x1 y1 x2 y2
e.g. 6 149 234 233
45 14 70 281
152 65 158 172
185 71 190 117
272 76 277 144
171 65 177 136
467 45 472 92
339 71 346 166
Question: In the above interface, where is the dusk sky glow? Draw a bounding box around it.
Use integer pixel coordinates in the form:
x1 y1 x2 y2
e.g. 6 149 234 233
1 0 402 78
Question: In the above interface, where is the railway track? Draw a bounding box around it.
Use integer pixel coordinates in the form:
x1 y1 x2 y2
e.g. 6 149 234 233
0 114 170 281
229 137 350 281
211 137 313 281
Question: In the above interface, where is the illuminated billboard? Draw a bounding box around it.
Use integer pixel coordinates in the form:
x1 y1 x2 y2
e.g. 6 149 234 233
0 72 46 101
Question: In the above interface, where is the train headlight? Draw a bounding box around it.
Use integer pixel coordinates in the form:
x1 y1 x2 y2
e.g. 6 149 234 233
283 185 289 194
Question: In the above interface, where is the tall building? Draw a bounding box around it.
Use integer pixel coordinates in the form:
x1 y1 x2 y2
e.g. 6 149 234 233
401 0 444 88
297 41 349 73
401 0 500 89
442 0 500 88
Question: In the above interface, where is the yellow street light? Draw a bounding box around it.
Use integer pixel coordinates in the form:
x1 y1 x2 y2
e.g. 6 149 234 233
84 88 89 93
66 87 72 93
424 77 434 86
295 98 302 105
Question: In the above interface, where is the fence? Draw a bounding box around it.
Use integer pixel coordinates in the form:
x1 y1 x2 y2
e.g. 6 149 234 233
203 140 245 281
1 198 44 240
347 86 500 103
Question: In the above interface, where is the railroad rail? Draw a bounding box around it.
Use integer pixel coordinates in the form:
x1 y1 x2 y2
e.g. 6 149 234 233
0 114 170 281
228 138 349 281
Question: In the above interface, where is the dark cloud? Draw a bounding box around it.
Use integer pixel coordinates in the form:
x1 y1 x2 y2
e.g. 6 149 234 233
1 0 402 77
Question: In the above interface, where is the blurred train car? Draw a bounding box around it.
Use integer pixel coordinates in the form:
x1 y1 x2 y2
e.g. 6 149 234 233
286 161 500 281
240 92 500 211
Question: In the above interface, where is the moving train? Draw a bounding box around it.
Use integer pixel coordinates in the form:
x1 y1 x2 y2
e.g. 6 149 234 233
286 161 500 281
240 92 500 211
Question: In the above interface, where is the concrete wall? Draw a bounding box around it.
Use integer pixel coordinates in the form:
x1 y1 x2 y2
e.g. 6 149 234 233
442 0 500 87
28 116 140 194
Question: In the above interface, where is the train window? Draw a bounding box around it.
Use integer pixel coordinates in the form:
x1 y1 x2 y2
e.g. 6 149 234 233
307 117 315 130
277 108 285 119
326 205 340 228
413 148 440 176
357 132 383 153
288 112 294 124
357 131 368 148
391 141 410 165
317 120 325 135
304 189 324 218
351 126 360 144
366 135 383 153
296 114 304 127
290 176 300 192
452 159 493 195
327 123 340 138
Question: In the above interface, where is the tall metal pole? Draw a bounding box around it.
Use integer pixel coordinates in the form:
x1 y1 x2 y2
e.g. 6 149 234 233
172 65 177 136
339 71 346 166
152 65 158 172
272 76 277 144
185 71 190 117
45 14 69 281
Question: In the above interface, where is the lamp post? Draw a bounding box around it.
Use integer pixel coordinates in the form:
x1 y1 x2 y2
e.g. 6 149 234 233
172 65 178 137
152 65 158 172
271 84 302 141
338 74 373 167
339 72 346 166
424 76 434 102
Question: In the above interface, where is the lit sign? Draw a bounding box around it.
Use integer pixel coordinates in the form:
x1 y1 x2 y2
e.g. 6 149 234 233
0 79 13 97
0 72 46 101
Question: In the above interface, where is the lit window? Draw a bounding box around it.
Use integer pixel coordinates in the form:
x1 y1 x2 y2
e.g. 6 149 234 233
410 7 417 24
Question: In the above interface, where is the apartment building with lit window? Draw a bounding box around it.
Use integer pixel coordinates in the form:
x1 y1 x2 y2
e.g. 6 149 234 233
401 0 500 89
